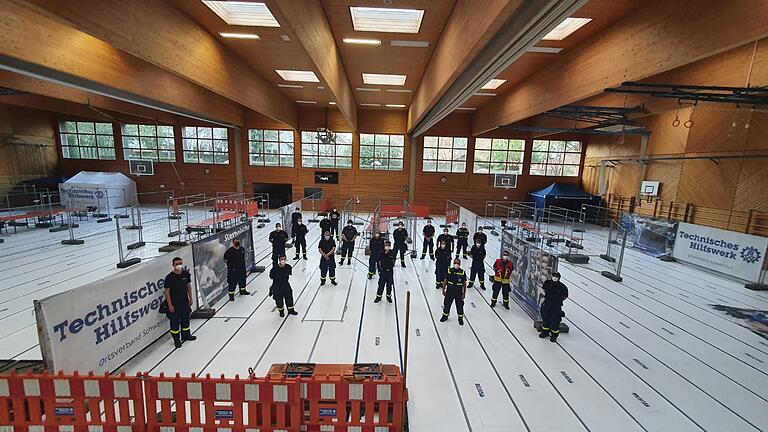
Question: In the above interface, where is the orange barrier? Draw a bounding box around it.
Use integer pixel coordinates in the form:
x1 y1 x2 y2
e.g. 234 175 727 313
187 212 241 229
409 205 430 218
446 207 459 224
380 205 404 219
216 198 244 212
245 200 259 218
171 198 181 216
320 199 331 213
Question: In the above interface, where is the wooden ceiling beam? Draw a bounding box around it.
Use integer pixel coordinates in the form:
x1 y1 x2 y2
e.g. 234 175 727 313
269 0 357 131
473 0 768 135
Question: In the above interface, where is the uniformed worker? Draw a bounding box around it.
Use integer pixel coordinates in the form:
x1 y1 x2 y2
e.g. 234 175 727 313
440 258 467 325
339 219 359 265
319 215 332 236
318 230 338 286
492 250 514 309
421 218 435 260
329 207 341 240
392 221 408 268
163 256 196 348
473 226 488 247
223 238 250 301
269 254 298 317
437 227 454 256
269 223 289 266
368 230 385 279
435 240 451 289
290 207 302 240
456 222 470 259
375 241 396 304
292 218 308 260
467 239 486 290
539 272 568 342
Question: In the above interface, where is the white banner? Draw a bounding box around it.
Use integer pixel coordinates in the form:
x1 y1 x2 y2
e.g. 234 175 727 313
35 247 196 373
672 222 768 282
459 206 478 233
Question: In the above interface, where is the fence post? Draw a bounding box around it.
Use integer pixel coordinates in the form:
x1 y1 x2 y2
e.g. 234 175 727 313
653 199 659 218
61 205 84 245
116 215 141 268
667 201 674 220
628 196 636 213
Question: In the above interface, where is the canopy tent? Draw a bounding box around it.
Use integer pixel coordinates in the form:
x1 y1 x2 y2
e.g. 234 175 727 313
528 183 601 215
58 171 138 211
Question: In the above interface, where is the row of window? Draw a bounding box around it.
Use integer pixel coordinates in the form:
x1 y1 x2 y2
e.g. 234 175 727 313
58 121 581 176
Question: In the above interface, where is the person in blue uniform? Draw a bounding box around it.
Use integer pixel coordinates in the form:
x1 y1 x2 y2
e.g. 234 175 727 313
435 240 451 289
223 238 250 301
467 239 486 290
319 215 332 237
163 256 196 348
456 222 470 259
375 241 396 304
292 218 308 260
421 219 435 260
437 227 454 256
392 221 408 268
473 226 488 247
368 230 385 279
270 255 298 317
318 231 338 286
329 207 341 240
440 258 467 325
290 207 302 241
339 220 359 265
539 272 568 342
269 223 289 266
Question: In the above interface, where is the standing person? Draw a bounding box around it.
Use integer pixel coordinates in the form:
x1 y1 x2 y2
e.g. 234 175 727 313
269 254 298 317
392 221 408 268
467 240 486 290
440 258 467 325
374 241 396 303
435 240 451 289
319 215 332 238
473 226 488 247
368 230 385 279
292 218 308 260
269 223 289 266
456 222 470 259
318 231 338 286
329 207 341 240
164 256 196 348
290 207 302 240
437 227 454 256
539 272 568 342
339 220 359 265
491 250 514 309
421 219 435 260
223 238 250 302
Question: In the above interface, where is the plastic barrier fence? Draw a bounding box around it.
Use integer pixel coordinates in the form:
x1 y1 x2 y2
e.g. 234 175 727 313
408 205 430 218
380 205 405 219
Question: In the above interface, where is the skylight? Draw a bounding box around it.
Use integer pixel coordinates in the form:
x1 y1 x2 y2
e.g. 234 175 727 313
362 73 406 86
542 17 592 41
350 7 424 34
275 70 320 82
482 79 507 90
203 1 280 27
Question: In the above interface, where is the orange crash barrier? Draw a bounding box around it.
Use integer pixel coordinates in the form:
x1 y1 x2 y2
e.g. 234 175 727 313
245 200 259 218
380 205 404 219
446 207 459 224
216 198 244 212
408 205 430 218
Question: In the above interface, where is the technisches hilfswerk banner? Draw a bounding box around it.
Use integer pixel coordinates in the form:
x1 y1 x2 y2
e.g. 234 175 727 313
34 246 196 374
501 228 559 321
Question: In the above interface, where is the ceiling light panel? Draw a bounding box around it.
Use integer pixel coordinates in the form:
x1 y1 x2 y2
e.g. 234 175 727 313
390 40 429 48
350 7 424 34
386 104 406 108
386 89 412 93
542 17 592 41
362 73 406 86
275 70 320 82
277 84 303 89
482 79 507 90
456 107 476 111
219 32 260 39
475 92 497 96
296 100 317 104
361 103 381 107
203 1 280 27
343 38 382 45
527 46 563 54
329 102 336 105
356 87 381 92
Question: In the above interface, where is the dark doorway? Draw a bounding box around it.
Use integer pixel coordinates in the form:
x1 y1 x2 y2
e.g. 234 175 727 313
252 183 292 208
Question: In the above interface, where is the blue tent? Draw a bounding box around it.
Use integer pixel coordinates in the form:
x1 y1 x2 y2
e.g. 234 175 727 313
528 183 601 215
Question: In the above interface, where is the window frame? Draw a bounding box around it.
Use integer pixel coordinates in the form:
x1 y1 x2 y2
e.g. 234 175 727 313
359 133 405 171
421 136 468 173
529 139 582 177
472 138 525 174
59 121 116 160
181 126 230 165
248 129 295 167
121 124 176 162
300 131 353 169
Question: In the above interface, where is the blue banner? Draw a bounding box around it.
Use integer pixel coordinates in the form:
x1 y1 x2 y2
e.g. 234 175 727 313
620 213 678 258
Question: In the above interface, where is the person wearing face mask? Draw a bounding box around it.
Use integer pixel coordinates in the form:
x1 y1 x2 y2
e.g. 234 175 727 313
368 230 385 279
539 272 568 342
339 220 359 265
440 258 467 325
269 223 289 266
292 218 308 260
375 240 396 303
163 257 196 348
467 240 486 290
290 207 302 241
392 221 408 268
319 215 332 237
270 254 298 317
492 250 514 309
456 222 470 259
329 207 341 240
435 240 451 289
223 238 250 301
473 226 487 247
437 227 454 256
421 219 435 260
318 230 338 286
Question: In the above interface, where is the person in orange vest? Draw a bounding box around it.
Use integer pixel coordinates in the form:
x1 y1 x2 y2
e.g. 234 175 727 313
491 250 514 309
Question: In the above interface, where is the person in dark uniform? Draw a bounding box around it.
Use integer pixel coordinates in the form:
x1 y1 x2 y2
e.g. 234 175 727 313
437 227 454 256
473 226 488 247
440 258 467 325
318 231 338 286
163 256 196 348
467 239 486 290
339 220 359 265
492 250 514 309
223 238 250 301
421 219 435 260
290 207 302 240
435 240 451 289
329 207 341 240
292 218 308 260
392 221 408 268
269 254 298 317
368 230 385 279
375 241 396 303
269 223 289 266
539 272 568 342
319 215 332 237
456 222 470 259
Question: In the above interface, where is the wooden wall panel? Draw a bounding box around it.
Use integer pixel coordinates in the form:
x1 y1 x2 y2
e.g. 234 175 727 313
733 161 768 211
0 104 57 194
685 106 754 153
676 159 742 209
643 109 691 155
644 161 683 202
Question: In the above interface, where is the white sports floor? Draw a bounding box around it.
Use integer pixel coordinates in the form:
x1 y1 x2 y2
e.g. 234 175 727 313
2 211 768 431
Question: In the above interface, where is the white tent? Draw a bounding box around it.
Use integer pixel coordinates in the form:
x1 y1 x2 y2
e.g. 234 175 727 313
59 171 138 212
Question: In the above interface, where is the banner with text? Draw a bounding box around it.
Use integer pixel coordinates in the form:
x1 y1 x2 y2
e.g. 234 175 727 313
35 246 195 374
673 222 768 282
501 228 558 321
192 222 255 308
620 213 678 257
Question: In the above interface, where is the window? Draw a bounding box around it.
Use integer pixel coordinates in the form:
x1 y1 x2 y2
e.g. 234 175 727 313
422 136 467 173
473 138 524 174
530 140 582 176
249 129 294 167
122 124 175 162
182 126 229 164
301 131 353 169
59 121 116 160
359 133 405 171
